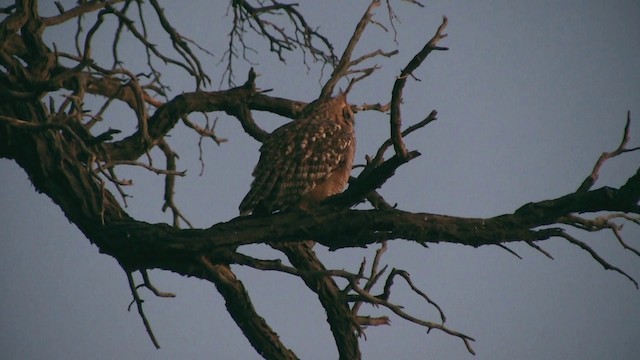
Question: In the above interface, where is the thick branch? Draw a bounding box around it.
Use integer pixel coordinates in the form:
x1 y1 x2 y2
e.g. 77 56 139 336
105 86 306 161
200 259 298 360
91 181 639 273
270 242 361 360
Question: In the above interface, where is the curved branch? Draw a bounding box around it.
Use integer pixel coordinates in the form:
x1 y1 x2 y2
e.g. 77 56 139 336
347 273 475 354
105 83 306 161
390 16 448 158
270 242 361 360
555 230 638 288
42 0 125 26
578 111 640 192
200 258 298 360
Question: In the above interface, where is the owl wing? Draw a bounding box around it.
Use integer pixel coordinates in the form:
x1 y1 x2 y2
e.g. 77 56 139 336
239 116 354 215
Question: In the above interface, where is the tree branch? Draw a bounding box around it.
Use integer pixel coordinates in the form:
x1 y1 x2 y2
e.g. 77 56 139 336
320 0 380 98
270 242 361 360
125 269 161 349
578 111 640 192
105 83 306 161
200 257 298 360
390 16 448 159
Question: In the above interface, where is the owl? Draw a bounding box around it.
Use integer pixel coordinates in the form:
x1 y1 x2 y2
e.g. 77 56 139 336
239 93 355 215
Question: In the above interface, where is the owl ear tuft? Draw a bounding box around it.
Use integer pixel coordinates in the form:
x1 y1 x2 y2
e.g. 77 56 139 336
337 89 348 104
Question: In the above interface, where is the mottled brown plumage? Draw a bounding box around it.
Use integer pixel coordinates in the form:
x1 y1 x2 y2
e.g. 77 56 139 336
239 93 355 215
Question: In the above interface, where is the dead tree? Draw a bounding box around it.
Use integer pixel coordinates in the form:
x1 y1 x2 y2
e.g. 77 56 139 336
0 1 638 359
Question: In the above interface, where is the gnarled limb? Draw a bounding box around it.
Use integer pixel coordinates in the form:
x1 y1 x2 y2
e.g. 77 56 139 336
200 258 298 360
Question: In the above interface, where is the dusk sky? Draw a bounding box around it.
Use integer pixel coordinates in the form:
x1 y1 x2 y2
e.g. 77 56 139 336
1 1 639 359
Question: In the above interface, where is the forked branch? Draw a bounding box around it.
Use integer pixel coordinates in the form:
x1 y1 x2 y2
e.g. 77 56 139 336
390 16 448 158
578 111 640 192
320 0 381 98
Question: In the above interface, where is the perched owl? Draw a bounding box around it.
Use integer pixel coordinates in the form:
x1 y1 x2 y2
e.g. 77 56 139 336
239 93 355 215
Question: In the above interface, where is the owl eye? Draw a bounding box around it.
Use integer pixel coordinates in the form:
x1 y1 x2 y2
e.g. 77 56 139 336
342 106 352 121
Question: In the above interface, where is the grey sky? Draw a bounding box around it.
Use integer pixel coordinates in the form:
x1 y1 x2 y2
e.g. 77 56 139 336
1 1 639 359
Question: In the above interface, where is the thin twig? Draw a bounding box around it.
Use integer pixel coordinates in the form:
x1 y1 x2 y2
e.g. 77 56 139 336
348 277 475 355
559 214 640 257
125 270 161 349
182 115 228 145
557 231 638 288
610 225 640 257
351 242 388 316
381 269 447 323
526 241 554 260
372 110 437 165
497 244 523 259
140 270 176 298
320 0 381 98
101 160 186 176
578 112 640 192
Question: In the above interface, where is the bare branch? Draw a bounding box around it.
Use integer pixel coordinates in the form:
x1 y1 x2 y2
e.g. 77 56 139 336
231 253 300 276
42 0 125 26
350 49 398 67
557 230 638 288
351 242 388 316
384 0 424 43
610 223 640 257
101 160 187 176
390 269 446 323
578 111 640 192
200 257 298 359
182 115 228 145
372 110 437 165
104 76 306 162
559 213 640 257
348 275 475 355
158 140 193 228
321 0 381 98
526 241 555 260
224 0 337 86
125 269 161 349
496 244 523 259
270 242 362 359
356 315 390 327
327 150 421 209
390 16 448 158
140 270 175 298
103 4 203 86
148 0 210 88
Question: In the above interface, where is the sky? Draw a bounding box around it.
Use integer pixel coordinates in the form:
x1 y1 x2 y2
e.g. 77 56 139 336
1 1 640 359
